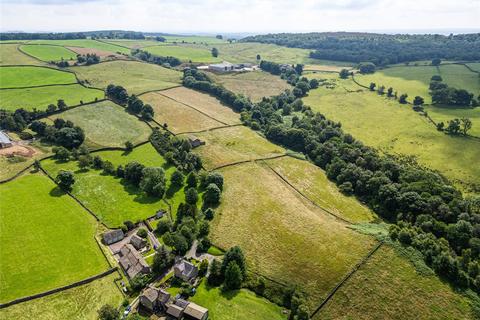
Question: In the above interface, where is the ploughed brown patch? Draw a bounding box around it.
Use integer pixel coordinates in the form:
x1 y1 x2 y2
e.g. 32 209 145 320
66 46 124 59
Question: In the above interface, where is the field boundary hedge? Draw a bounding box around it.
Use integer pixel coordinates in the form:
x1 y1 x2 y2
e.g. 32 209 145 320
0 267 118 309
0 82 79 90
263 159 352 224
310 241 384 318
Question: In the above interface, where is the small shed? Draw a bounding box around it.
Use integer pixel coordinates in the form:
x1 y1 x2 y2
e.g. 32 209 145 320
187 135 205 149
0 131 12 149
103 229 124 245
130 234 147 250
208 61 234 72
184 302 209 320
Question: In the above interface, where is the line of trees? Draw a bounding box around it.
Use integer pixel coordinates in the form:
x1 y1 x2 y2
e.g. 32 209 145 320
131 49 181 67
181 67 480 293
105 84 154 120
242 32 480 65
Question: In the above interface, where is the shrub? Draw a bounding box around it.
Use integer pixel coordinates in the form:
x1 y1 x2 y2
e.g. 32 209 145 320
137 228 148 238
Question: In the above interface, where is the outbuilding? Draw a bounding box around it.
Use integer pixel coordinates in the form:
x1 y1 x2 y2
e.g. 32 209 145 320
0 131 13 149
102 229 124 245
130 234 147 250
184 302 209 320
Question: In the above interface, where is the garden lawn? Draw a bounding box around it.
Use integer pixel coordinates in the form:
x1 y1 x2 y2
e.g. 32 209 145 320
266 156 376 223
182 126 285 170
0 44 43 65
159 87 241 125
140 91 224 133
208 71 291 102
144 44 221 63
0 173 109 302
0 84 104 111
0 273 123 320
0 66 76 88
424 105 480 137
20 44 77 61
303 84 480 192
211 162 376 307
41 143 174 227
45 101 152 148
71 60 182 94
190 280 287 320
28 39 130 54
317 245 476 320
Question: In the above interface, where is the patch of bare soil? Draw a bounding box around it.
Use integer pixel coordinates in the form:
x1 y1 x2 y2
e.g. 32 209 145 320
0 144 37 158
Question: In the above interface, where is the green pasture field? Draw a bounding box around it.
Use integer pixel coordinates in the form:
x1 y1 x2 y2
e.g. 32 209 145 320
425 105 480 137
266 156 376 223
0 66 76 88
28 39 130 54
0 84 104 111
159 87 241 125
182 126 285 170
208 71 291 102
41 143 178 227
103 39 161 49
0 44 44 65
303 81 480 192
163 35 228 44
20 44 77 61
71 60 182 94
45 101 152 148
439 64 480 95
0 273 123 320
466 63 480 72
317 245 475 320
140 91 224 133
211 162 376 307
190 279 287 320
0 173 109 302
144 44 221 63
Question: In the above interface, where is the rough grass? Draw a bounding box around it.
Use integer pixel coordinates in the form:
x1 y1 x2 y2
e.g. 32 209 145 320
213 43 312 64
467 63 480 72
140 91 224 133
159 87 241 125
144 45 221 63
266 156 376 223
182 126 285 170
425 105 480 137
303 83 480 192
28 39 130 54
41 143 173 228
208 71 291 102
71 60 182 94
439 64 480 95
0 273 123 320
317 245 475 320
20 44 77 61
0 85 104 111
0 44 43 65
0 66 76 88
0 173 109 302
190 279 287 320
45 101 151 148
103 39 161 49
211 162 376 307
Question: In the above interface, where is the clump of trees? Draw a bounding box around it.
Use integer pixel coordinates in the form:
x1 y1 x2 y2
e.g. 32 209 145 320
430 76 477 107
437 117 473 136
211 47 219 57
359 62 375 74
76 53 100 65
30 118 85 149
131 49 181 67
106 84 154 120
55 170 75 191
106 84 129 105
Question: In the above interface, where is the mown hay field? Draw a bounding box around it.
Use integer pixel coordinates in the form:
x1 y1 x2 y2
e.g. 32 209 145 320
140 91 224 133
183 126 285 170
20 44 77 61
144 44 221 63
41 143 175 227
71 60 182 94
0 173 109 302
190 280 287 320
0 273 123 320
0 84 104 111
0 44 43 65
45 101 152 148
211 162 377 307
303 82 480 192
159 86 241 125
0 66 76 88
208 71 291 102
28 39 130 54
266 156 376 223
316 245 476 320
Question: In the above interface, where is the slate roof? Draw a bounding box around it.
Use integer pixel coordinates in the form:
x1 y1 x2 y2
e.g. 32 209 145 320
0 131 12 144
103 229 124 244
174 298 190 309
130 234 147 250
174 260 198 280
184 302 208 320
166 304 184 318
118 244 150 278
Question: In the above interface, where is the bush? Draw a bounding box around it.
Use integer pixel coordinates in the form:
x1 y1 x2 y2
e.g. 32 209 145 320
124 220 135 231
204 208 215 220
203 183 221 206
155 219 172 235
137 228 148 238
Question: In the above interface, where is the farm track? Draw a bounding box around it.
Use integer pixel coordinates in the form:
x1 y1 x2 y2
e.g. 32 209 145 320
309 241 384 318
263 159 352 224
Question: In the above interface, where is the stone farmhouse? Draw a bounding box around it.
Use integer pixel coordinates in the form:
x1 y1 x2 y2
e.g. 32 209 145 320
139 285 171 312
174 260 198 282
165 298 209 320
130 234 147 250
102 229 124 245
118 243 150 278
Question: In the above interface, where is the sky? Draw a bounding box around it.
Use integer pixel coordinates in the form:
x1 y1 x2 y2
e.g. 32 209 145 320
1 0 479 34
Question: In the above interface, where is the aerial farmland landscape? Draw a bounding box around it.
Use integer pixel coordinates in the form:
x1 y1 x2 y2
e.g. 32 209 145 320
0 1 479 319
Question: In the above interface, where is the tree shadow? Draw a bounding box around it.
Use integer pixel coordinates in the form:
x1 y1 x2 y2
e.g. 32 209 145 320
219 287 240 300
165 183 182 198
120 179 162 205
49 186 66 197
